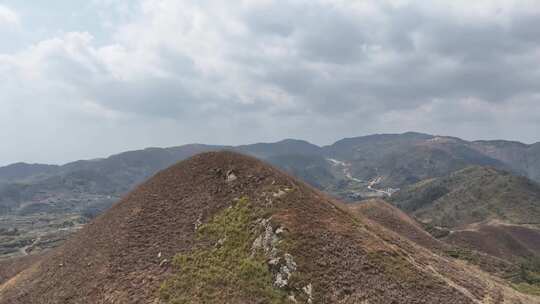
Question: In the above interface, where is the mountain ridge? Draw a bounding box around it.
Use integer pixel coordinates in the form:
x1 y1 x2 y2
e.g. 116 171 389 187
2 132 540 261
4 132 540 171
1 151 536 303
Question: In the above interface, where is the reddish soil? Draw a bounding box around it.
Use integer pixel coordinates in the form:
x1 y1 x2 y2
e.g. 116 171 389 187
349 199 445 251
0 254 43 285
0 151 537 303
349 199 517 277
445 223 540 262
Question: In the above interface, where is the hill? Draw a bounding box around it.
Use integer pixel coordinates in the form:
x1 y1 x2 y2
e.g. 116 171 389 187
0 152 535 303
0 141 324 218
322 133 514 189
0 163 59 183
444 222 540 262
348 199 444 251
391 166 540 228
471 141 540 182
2 133 540 219
348 199 517 278
390 166 540 291
2 133 540 260
266 154 336 190
0 254 42 285
236 139 322 159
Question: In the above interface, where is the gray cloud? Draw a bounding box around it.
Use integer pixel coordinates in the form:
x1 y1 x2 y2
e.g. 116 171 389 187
1 0 540 165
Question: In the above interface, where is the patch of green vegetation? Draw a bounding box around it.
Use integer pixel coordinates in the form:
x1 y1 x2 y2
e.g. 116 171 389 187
392 166 540 228
366 251 423 283
518 258 540 284
422 222 450 239
444 248 479 263
159 197 291 304
509 257 540 296
512 282 540 296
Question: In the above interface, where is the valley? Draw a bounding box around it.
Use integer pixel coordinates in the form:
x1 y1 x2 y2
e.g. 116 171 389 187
326 158 396 199
0 212 86 260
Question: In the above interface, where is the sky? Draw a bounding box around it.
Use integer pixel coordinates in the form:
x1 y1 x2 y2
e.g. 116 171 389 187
1 0 540 165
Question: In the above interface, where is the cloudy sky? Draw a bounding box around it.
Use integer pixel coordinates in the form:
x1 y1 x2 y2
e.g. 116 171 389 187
1 0 540 165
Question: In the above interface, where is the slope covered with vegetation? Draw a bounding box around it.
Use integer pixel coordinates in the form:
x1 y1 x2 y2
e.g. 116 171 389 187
391 166 540 228
1 152 535 303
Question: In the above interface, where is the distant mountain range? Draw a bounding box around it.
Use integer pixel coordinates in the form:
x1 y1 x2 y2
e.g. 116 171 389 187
2 132 540 218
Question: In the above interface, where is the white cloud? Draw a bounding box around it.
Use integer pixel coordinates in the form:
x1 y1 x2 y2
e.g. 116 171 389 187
0 5 19 27
1 0 540 164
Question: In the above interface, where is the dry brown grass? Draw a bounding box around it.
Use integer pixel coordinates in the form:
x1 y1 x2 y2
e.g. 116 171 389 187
0 152 538 303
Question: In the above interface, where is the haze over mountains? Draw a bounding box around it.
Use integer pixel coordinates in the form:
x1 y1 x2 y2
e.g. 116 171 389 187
2 132 540 215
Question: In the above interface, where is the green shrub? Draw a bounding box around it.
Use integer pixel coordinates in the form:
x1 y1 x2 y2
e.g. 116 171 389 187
444 248 478 263
518 257 540 285
509 257 540 296
159 198 291 304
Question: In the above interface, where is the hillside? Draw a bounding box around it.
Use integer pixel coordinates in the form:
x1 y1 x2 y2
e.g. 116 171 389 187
0 152 535 303
323 133 514 189
236 139 322 158
2 133 540 260
471 141 540 182
0 163 59 183
391 166 540 228
348 199 444 251
1 133 539 219
348 199 517 278
266 154 336 190
0 141 325 218
444 222 540 262
4 133 540 211
390 166 540 287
